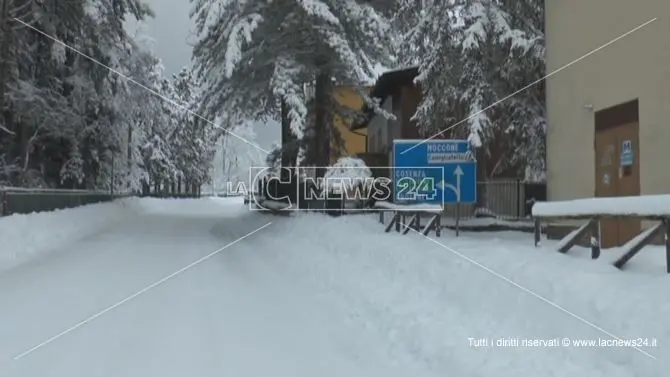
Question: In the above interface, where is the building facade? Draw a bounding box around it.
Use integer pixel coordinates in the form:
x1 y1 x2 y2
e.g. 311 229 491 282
303 83 368 164
332 86 367 162
545 0 669 245
352 67 423 165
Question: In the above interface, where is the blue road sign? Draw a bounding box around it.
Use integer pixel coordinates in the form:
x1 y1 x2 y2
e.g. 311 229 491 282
392 139 477 204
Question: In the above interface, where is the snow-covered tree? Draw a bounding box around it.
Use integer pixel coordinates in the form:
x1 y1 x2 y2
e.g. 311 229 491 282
168 66 219 192
114 32 164 192
0 0 155 188
206 120 266 194
0 0 220 195
191 0 394 176
397 0 545 181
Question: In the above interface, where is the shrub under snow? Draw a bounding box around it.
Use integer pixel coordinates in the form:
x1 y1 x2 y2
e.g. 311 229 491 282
320 157 372 195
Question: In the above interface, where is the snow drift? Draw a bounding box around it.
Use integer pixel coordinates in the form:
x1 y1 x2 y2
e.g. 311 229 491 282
0 198 141 272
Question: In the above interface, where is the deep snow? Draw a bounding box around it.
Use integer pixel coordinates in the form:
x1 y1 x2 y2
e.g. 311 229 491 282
0 197 667 376
0 197 142 272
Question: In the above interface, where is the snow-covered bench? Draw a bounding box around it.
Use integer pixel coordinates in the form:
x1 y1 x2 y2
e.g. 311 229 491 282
374 201 443 237
532 195 670 273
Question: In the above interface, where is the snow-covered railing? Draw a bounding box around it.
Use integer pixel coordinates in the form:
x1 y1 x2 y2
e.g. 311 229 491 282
532 195 670 273
375 201 443 237
0 187 130 216
532 195 670 220
0 186 117 194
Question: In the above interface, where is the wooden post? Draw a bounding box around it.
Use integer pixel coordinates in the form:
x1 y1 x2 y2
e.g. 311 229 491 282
558 220 594 254
613 222 664 270
422 214 438 236
455 203 460 237
0 189 6 216
665 218 670 274
402 213 417 235
385 212 400 233
591 220 601 259
534 218 541 246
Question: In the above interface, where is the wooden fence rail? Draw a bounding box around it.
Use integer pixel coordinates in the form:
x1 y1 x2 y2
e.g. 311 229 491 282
532 195 670 273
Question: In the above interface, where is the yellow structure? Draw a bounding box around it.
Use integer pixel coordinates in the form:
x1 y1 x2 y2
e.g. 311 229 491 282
330 86 368 163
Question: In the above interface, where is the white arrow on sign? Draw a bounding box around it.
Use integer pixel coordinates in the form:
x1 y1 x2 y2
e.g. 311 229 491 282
436 165 464 202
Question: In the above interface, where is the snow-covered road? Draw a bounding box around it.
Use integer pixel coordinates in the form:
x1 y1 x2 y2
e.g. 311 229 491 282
0 199 418 376
0 198 667 376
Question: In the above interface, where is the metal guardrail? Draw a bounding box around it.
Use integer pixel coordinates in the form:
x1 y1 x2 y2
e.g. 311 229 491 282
0 187 132 216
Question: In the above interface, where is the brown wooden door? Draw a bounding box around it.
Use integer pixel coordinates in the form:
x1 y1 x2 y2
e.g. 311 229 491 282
594 127 619 248
594 122 641 248
615 122 641 244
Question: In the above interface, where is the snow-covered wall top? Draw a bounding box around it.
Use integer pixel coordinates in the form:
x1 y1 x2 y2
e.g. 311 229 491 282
532 195 670 218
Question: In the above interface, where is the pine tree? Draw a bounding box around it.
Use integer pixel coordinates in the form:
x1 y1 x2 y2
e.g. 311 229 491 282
191 0 393 177
168 66 218 194
397 0 545 182
0 0 195 192
115 34 164 193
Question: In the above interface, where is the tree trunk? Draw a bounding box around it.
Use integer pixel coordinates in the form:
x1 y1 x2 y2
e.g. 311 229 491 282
126 123 133 190
313 66 332 178
141 180 150 196
280 99 298 181
0 1 17 184
0 1 9 126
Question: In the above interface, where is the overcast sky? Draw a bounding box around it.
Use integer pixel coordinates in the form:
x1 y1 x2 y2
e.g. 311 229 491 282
128 0 194 75
127 0 280 150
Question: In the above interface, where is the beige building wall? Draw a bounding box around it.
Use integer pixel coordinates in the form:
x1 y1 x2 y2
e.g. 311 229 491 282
545 0 670 201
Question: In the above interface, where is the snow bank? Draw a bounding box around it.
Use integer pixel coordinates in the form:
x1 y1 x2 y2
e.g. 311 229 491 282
532 195 670 218
255 214 668 375
0 197 141 272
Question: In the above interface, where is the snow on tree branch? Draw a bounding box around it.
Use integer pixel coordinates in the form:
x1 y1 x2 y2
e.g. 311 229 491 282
397 0 546 178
